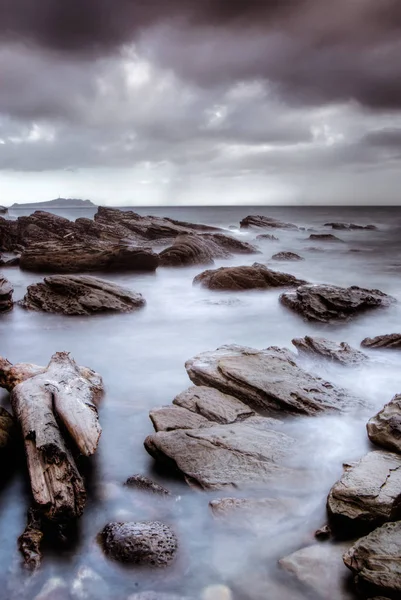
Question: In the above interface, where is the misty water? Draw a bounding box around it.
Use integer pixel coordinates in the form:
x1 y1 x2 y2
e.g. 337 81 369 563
1 205 401 600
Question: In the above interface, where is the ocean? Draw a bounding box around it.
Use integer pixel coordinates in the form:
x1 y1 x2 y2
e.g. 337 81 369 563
1 205 401 599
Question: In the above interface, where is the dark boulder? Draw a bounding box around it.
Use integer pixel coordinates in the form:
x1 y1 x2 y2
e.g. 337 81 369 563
193 263 307 291
240 215 298 230
271 252 304 261
0 206 7 214
292 336 367 365
367 394 401 454
0 276 13 312
280 284 395 323
20 275 146 315
308 234 344 242
361 334 401 350
0 217 19 252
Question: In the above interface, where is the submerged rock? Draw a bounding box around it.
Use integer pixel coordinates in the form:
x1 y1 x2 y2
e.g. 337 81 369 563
125 475 171 496
361 333 401 350
271 252 304 261
343 521 401 599
292 336 367 365
325 222 377 231
240 215 298 230
256 233 279 241
193 264 307 291
20 275 146 315
101 521 178 567
367 394 401 454
209 497 298 530
0 276 13 312
186 344 365 416
327 450 401 533
173 386 255 424
308 234 344 242
280 284 395 323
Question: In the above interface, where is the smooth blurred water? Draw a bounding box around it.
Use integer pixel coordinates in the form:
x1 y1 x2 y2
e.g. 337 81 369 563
1 205 401 600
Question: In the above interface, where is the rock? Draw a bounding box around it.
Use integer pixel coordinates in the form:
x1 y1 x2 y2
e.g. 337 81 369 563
1 255 20 267
20 275 146 315
280 284 395 323
0 276 13 312
20 241 159 273
280 543 354 600
144 417 298 490
0 205 7 214
240 215 298 230
193 263 307 291
185 344 365 416
209 497 297 530
327 450 401 533
315 525 331 540
0 217 19 252
304 246 325 252
361 334 401 350
125 475 171 496
325 222 377 230
292 336 368 365
159 234 229 267
201 585 233 600
34 577 69 600
101 521 178 567
173 386 255 424
201 233 260 255
343 521 401 599
271 252 304 261
0 407 16 449
149 406 211 432
256 233 279 241
308 234 344 242
367 394 401 454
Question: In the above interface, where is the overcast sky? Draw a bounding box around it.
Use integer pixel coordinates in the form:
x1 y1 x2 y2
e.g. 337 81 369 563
1 0 401 205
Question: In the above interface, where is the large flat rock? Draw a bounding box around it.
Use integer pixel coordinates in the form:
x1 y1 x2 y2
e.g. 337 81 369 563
292 336 367 365
343 521 401 599
193 264 307 291
280 284 395 323
327 450 401 532
367 394 401 454
185 344 365 416
20 275 146 315
173 386 255 424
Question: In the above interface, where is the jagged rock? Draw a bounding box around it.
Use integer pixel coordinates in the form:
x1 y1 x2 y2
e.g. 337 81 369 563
280 284 395 323
145 417 298 490
240 215 298 230
315 525 331 540
0 217 19 251
271 252 303 261
256 233 279 241
125 475 171 496
20 241 159 273
280 543 354 600
0 255 20 267
367 394 401 454
327 451 401 533
101 521 178 567
325 222 377 231
292 336 368 365
159 234 229 267
20 275 146 315
309 234 344 242
173 386 255 424
343 521 401 599
185 344 365 416
0 276 13 312
193 264 307 291
149 406 212 431
361 334 401 350
0 407 16 449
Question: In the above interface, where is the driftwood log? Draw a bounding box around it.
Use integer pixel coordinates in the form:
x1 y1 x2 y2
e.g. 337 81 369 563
0 351 103 568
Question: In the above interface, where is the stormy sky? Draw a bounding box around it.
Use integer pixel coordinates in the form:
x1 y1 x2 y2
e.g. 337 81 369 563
1 0 401 205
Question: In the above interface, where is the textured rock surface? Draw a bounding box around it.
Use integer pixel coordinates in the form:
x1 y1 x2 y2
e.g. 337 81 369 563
325 222 377 230
292 336 367 365
271 252 304 261
280 284 395 323
101 521 178 567
159 234 227 267
343 521 401 599
240 215 298 230
361 334 401 349
186 344 365 416
125 475 171 496
20 275 146 315
256 233 279 241
193 264 307 291
308 234 344 242
0 276 13 312
20 241 159 273
280 543 354 600
0 407 15 449
149 405 211 432
367 394 401 454
173 386 255 424
327 451 401 532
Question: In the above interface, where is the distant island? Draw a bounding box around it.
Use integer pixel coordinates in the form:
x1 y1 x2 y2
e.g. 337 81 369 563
0 205 8 214
10 198 96 209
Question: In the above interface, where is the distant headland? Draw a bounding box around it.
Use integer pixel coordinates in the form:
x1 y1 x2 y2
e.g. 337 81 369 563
10 198 96 209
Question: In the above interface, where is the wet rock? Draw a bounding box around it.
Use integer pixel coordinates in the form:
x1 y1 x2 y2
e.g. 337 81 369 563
327 450 401 533
280 543 354 600
209 497 298 530
240 215 298 230
159 234 229 267
1 255 20 267
201 233 260 255
34 577 69 600
0 205 7 214
193 263 307 291
20 241 159 273
185 344 365 416
0 407 16 449
271 252 304 261
101 521 178 567
315 525 331 540
125 475 171 496
361 334 401 350
308 234 344 242
0 217 19 252
20 275 146 315
149 406 211 432
343 521 401 599
367 394 401 454
292 336 368 365
173 386 255 424
0 276 13 312
256 233 279 241
325 222 377 231
145 417 298 490
280 284 395 323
